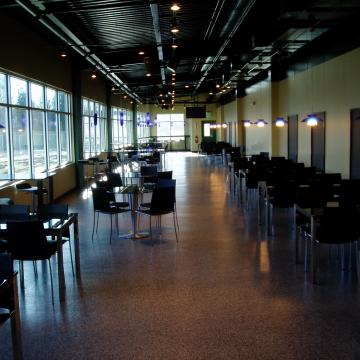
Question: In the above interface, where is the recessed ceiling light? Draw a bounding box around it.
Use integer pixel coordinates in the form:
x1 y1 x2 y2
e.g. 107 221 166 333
172 82 176 85
123 95 127 99
138 51 145 55
209 92 213 95
91 72 97 79
171 4 180 11
185 85 189 88
227 86 231 89
171 24 179 33
216 84 220 88
60 50 67 58
146 73 151 77
159 93 163 97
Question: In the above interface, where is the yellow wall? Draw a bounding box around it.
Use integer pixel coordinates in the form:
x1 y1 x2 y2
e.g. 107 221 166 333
277 47 360 177
238 79 273 155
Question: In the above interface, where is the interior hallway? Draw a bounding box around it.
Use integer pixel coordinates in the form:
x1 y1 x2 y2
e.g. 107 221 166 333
1 152 360 360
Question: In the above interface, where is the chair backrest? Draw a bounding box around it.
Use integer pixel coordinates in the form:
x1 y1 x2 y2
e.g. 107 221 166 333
37 204 69 221
157 171 172 180
318 207 360 243
6 221 49 258
339 179 360 207
91 187 112 212
106 172 123 187
0 205 30 221
157 179 176 188
15 182 31 190
140 165 158 177
150 186 175 214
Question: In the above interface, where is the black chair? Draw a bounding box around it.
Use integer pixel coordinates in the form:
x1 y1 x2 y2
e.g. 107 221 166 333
310 207 360 284
91 187 130 243
266 180 296 235
6 221 58 302
0 205 30 252
0 253 23 359
37 204 74 276
157 171 173 180
339 179 360 207
140 165 158 186
137 185 178 241
96 175 129 208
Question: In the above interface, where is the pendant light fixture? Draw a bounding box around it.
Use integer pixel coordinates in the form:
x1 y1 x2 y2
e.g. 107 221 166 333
301 114 321 127
242 120 252 128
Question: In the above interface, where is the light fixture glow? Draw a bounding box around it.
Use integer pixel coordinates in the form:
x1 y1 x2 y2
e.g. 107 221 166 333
256 119 266 128
91 72 97 79
216 84 220 88
138 51 145 55
171 24 179 33
171 4 180 11
60 50 67 58
146 73 151 77
302 114 320 127
275 118 285 127
222 123 227 128
185 85 189 88
243 120 252 128
209 92 213 95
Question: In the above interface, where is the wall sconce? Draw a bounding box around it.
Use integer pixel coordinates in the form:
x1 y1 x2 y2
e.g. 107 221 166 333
302 114 320 127
273 117 287 127
242 120 252 128
255 119 268 128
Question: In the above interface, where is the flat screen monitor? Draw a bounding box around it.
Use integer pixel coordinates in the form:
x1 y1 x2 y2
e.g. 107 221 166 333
186 107 206 118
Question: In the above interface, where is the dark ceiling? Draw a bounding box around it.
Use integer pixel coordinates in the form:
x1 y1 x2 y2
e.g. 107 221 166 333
2 0 360 105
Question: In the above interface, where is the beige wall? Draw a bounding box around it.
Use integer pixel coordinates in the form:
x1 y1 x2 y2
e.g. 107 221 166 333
238 79 273 155
277 47 360 177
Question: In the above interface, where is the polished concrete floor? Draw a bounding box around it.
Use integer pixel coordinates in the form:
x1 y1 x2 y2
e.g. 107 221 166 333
1 152 360 359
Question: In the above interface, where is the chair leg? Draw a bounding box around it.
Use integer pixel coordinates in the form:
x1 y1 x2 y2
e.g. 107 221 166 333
173 212 178 242
91 211 96 241
109 215 113 244
149 216 153 239
48 259 54 306
19 261 24 289
96 212 100 233
68 240 75 277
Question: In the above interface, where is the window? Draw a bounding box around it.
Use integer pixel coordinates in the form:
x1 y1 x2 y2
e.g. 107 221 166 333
0 71 72 181
156 114 185 140
136 112 150 143
82 98 107 158
111 106 133 149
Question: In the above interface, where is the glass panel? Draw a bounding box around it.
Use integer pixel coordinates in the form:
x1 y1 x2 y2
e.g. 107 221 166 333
83 116 90 157
94 102 100 116
58 91 69 113
101 118 107 151
100 105 105 118
0 73 7 104
31 110 46 174
30 83 44 109
112 107 117 119
47 112 58 168
11 108 30 176
0 106 9 177
60 113 69 164
112 119 119 147
10 76 27 106
95 121 101 154
46 87 57 110
82 99 89 116
203 123 211 137
171 121 185 137
90 115 95 155
89 101 94 116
